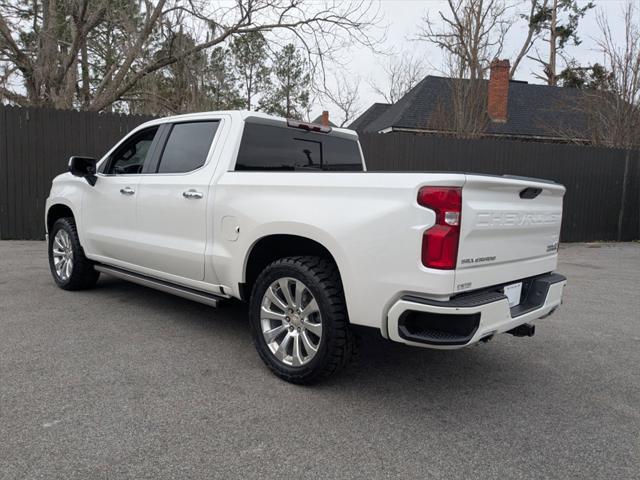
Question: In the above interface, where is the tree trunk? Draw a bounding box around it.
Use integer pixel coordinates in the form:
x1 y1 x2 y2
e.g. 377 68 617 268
246 72 252 110
549 0 558 86
80 41 90 108
286 73 291 117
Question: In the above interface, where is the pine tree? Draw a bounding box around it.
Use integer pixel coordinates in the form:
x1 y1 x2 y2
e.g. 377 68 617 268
527 0 595 86
260 44 310 118
206 47 244 110
230 32 270 110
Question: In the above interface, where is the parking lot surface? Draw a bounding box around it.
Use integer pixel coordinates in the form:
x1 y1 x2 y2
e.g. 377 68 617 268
1 241 639 479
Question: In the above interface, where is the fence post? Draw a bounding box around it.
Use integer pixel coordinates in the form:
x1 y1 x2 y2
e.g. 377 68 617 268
617 149 630 241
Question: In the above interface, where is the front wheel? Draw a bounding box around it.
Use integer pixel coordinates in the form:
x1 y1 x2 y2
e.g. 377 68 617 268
249 256 355 384
48 217 100 290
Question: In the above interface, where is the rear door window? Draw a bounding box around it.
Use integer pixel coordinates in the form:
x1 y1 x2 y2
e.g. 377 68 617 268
156 121 219 174
235 123 363 171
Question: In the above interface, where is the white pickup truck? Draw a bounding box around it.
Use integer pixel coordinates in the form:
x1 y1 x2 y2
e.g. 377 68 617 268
45 111 566 383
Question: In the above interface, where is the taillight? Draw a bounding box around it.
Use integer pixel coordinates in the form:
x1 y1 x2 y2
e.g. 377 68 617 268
417 187 462 269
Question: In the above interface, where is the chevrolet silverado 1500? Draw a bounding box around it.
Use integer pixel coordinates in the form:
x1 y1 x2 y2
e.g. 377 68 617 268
45 111 567 383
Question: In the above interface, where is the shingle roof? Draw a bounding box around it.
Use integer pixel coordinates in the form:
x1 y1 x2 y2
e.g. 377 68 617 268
347 102 390 131
358 76 589 141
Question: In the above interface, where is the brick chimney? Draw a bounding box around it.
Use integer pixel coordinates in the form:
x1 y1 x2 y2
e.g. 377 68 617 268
487 59 510 123
321 110 330 127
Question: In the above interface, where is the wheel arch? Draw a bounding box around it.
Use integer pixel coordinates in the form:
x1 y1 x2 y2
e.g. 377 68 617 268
46 203 76 235
241 234 345 302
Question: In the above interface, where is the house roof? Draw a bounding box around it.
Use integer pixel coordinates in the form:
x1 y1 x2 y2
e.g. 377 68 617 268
356 75 589 141
347 102 390 131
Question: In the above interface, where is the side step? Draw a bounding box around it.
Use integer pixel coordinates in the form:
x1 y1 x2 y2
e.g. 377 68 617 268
94 264 225 307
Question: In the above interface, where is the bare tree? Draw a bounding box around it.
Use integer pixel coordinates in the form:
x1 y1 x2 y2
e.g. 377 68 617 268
417 0 511 80
0 0 107 108
427 50 488 137
0 0 381 111
594 2 640 241
416 1 497 136
547 2 639 240
588 2 640 149
321 73 361 127
369 52 425 104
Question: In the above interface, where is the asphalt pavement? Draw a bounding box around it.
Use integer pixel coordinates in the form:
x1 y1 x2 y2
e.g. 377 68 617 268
1 241 639 479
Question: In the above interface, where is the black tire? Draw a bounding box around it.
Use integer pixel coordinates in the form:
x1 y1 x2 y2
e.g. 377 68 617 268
249 256 355 384
48 217 100 290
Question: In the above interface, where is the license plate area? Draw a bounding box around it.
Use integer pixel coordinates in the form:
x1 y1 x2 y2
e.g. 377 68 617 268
503 282 523 308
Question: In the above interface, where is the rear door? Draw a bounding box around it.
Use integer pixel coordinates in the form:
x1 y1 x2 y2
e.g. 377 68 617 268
134 120 220 281
455 175 565 292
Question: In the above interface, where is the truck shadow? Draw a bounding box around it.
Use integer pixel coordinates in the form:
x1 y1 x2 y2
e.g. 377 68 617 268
92 275 551 402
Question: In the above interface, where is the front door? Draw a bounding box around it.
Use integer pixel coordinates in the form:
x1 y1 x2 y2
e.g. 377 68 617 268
134 120 220 281
82 126 159 266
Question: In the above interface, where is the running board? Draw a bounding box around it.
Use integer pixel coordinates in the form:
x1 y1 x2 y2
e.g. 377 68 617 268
94 265 224 308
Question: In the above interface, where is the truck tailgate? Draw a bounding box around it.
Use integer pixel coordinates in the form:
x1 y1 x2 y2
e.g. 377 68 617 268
455 175 565 292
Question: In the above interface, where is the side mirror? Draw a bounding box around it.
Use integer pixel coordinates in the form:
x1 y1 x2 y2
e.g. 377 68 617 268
68 156 97 186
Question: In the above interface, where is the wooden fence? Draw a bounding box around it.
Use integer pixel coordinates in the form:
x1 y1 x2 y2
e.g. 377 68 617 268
0 105 637 242
0 106 154 240
360 132 639 242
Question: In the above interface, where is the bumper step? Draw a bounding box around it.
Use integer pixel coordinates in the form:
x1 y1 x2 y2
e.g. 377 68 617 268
398 311 481 346
387 272 566 349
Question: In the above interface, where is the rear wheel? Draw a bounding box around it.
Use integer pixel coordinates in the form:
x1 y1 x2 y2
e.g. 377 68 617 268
249 256 355 384
48 217 99 290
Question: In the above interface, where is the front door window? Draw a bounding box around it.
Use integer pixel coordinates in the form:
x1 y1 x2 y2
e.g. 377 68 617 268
105 127 158 175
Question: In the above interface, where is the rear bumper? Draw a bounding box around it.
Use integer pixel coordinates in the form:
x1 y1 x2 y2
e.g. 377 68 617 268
387 272 566 349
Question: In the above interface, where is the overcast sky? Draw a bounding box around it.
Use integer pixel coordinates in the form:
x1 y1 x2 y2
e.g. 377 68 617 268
312 0 630 123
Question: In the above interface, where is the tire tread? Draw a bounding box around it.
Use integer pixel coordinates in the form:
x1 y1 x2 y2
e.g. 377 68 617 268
48 217 99 290
250 255 354 384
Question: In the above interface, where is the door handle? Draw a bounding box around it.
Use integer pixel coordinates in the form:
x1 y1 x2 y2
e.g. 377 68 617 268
120 187 135 195
183 189 203 199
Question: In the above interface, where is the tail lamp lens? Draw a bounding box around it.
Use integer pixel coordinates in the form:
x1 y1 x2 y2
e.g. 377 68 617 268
417 187 462 269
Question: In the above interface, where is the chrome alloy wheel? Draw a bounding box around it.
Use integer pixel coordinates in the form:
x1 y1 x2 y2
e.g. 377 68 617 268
260 277 323 367
52 229 74 281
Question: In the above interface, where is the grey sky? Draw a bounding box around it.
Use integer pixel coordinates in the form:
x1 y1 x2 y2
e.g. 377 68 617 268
313 0 631 123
